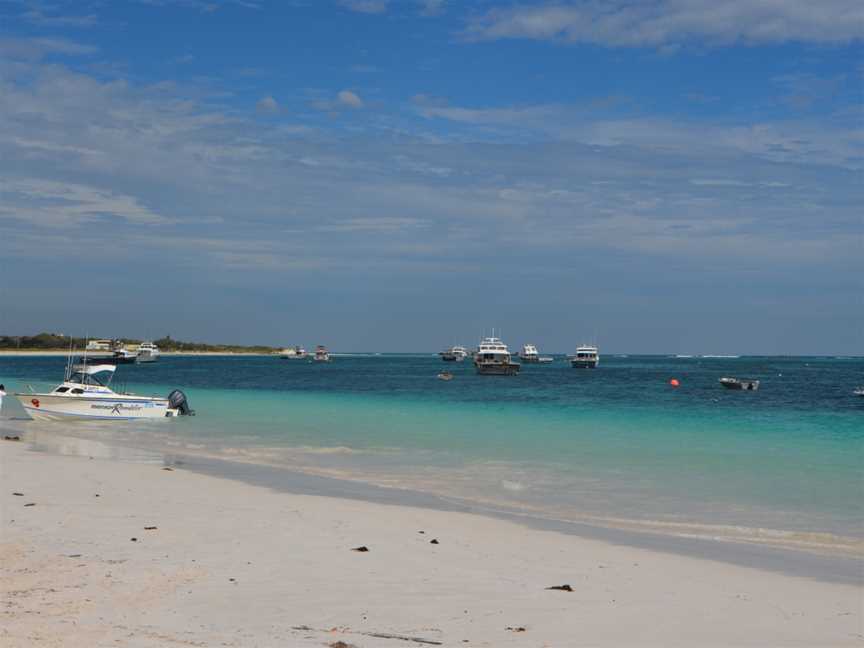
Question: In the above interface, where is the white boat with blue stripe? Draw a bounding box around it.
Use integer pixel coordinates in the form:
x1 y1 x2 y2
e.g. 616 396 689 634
15 363 193 421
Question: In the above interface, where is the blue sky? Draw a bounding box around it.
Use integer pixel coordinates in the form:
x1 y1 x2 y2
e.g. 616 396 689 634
0 0 861 353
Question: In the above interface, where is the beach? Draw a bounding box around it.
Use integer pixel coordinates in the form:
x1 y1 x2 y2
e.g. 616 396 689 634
2 437 861 648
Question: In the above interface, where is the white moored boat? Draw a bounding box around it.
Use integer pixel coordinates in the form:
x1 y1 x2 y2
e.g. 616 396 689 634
570 345 599 368
519 344 540 363
313 345 331 362
474 337 520 375
279 346 307 359
439 345 469 362
15 363 193 421
136 341 160 363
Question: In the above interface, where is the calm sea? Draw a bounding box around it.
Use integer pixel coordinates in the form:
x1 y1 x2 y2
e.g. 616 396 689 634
2 353 862 554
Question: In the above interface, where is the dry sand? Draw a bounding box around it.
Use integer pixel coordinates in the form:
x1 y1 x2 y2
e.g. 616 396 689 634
1 439 861 647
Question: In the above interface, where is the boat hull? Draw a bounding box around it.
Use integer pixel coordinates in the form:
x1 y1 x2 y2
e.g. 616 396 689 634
570 359 598 368
719 378 759 391
475 362 520 375
15 393 178 420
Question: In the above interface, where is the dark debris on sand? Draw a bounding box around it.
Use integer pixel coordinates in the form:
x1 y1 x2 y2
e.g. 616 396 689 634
546 584 573 592
351 546 370 552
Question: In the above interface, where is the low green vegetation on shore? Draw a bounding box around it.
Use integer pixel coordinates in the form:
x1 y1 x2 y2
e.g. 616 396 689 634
0 332 277 354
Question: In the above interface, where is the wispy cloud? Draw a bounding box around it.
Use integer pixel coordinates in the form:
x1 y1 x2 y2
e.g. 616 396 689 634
0 37 97 60
337 89 364 108
256 95 280 114
0 178 169 226
465 1 864 47
22 8 98 28
339 0 388 14
418 0 445 17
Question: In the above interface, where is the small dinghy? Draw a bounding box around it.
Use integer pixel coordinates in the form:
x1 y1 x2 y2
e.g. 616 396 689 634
719 377 760 391
854 387 864 397
437 371 454 381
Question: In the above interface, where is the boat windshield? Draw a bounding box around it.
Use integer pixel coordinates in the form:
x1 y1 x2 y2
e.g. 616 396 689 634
68 364 116 386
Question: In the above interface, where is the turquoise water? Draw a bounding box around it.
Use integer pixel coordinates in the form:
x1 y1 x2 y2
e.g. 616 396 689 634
2 354 862 550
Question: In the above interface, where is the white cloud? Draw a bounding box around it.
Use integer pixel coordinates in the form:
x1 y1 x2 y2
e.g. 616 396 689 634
419 0 445 17
316 217 427 232
256 95 279 113
415 100 864 169
337 89 364 108
0 58 859 291
0 178 169 227
22 9 98 28
339 0 388 14
0 37 97 60
465 1 864 47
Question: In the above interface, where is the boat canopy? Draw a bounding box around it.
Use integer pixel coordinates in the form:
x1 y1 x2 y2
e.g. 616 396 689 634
73 364 117 375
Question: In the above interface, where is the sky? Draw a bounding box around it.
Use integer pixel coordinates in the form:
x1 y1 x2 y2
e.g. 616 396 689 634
0 0 862 353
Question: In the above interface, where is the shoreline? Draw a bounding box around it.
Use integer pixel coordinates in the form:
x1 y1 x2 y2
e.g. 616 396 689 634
9 424 864 568
2 436 861 647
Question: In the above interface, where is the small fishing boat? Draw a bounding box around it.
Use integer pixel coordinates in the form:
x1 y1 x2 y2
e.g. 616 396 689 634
437 371 454 381
439 345 468 362
854 387 864 397
570 345 599 368
719 377 760 391
14 362 193 420
313 345 331 362
474 337 520 375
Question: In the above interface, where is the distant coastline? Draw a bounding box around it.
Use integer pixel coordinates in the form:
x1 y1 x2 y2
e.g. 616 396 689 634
0 349 271 356
0 332 278 355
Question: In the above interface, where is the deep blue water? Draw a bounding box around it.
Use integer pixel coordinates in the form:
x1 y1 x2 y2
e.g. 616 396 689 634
2 353 862 549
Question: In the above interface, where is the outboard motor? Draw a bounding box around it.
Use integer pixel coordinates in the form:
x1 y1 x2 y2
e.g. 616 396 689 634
167 389 194 416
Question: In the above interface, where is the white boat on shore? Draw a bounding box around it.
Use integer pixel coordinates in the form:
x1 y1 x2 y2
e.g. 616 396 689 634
474 337 520 375
14 362 193 421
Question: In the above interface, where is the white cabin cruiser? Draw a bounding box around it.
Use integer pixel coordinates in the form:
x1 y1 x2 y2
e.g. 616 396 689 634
519 344 540 363
136 341 160 363
570 345 599 368
439 345 469 362
15 363 193 421
474 337 520 375
279 346 307 359
313 345 331 362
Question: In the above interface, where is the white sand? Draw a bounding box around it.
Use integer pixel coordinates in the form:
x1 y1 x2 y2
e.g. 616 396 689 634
1 440 861 647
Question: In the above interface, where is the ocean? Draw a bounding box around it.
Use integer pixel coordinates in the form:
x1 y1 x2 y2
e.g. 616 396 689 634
2 353 862 555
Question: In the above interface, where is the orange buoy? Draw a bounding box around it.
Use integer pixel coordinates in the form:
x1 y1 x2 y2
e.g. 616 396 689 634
669 378 680 388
